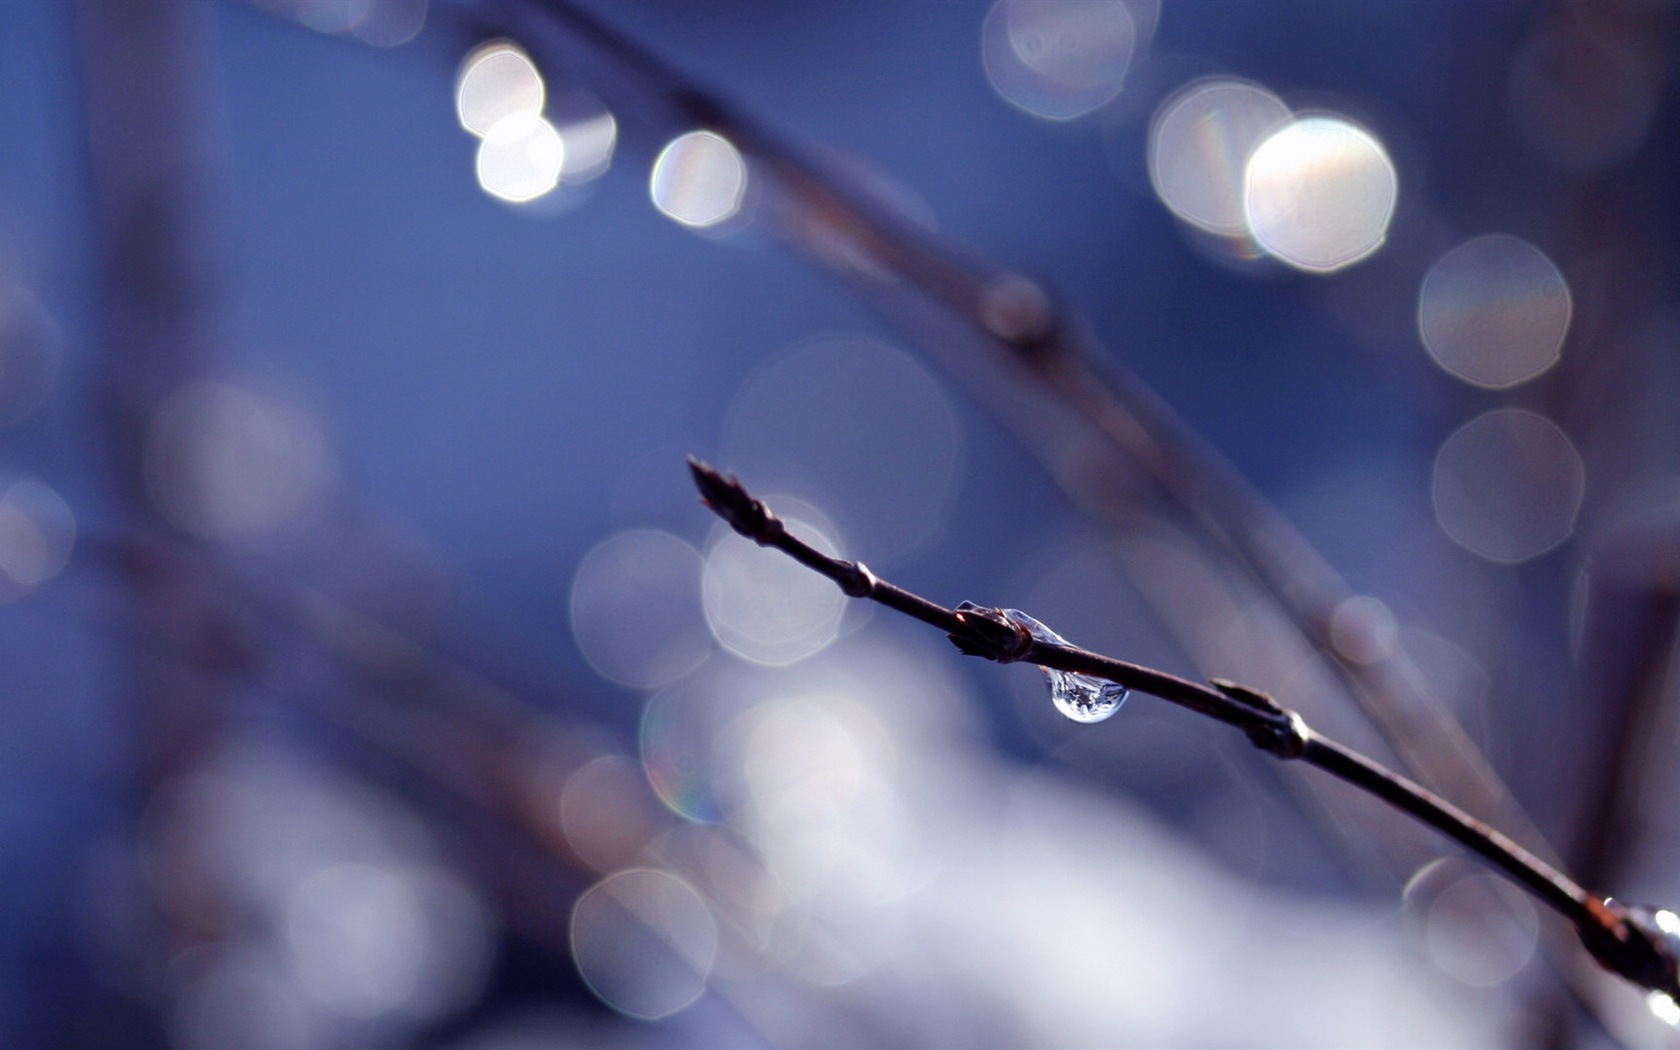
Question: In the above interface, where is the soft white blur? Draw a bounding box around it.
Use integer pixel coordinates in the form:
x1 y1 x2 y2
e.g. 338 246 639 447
1432 408 1585 564
144 380 338 540
1403 859 1539 989
476 113 564 204
1244 116 1398 273
702 507 846 666
981 0 1158 121
260 0 426 46
570 869 718 1020
456 43 544 138
570 529 711 690
720 334 963 562
1649 992 1680 1027
650 131 748 228
559 754 672 874
1149 78 1291 239
1418 234 1571 389
146 738 494 1047
0 479 75 600
1329 594 1399 666
555 109 617 184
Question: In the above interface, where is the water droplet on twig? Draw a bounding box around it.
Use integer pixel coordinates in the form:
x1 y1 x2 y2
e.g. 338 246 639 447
1001 609 1128 723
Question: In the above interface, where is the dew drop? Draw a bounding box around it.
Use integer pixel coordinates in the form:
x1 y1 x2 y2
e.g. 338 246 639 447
1001 608 1128 723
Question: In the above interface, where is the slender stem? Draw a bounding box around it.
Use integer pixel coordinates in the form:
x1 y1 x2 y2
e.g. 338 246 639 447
689 458 1679 999
498 0 1556 894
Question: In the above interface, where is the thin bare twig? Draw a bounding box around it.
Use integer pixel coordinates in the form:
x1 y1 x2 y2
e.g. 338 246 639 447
689 457 1680 1003
487 0 1555 889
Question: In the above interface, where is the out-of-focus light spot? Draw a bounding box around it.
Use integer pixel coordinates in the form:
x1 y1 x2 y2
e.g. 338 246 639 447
1418 872 1539 987
1649 992 1680 1027
456 42 543 137
285 861 489 1021
570 529 711 690
1328 595 1397 666
559 755 668 872
144 381 337 539
557 110 617 184
1655 909 1680 937
1148 78 1291 238
641 679 727 824
350 0 425 47
702 508 846 666
289 0 371 35
456 43 542 138
717 692 913 984
0 480 74 598
476 113 564 204
1244 116 1398 273
1419 235 1570 389
721 335 963 561
1507 25 1658 178
650 131 747 228
269 0 425 46
0 282 63 426
981 0 1157 121
571 869 718 1020
1432 408 1584 564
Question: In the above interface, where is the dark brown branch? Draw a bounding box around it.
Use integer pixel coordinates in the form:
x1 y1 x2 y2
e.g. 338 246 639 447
499 0 1557 896
689 458 1680 1002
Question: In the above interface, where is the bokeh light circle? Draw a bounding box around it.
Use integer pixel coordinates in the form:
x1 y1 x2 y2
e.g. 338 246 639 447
570 529 711 690
475 113 564 204
720 335 963 562
1148 78 1291 237
1404 861 1539 988
1244 116 1398 273
650 131 747 228
455 42 544 137
144 381 337 539
640 678 728 824
558 755 669 874
284 861 490 1021
571 869 718 1020
1432 408 1584 564
0 479 75 598
1418 234 1570 389
981 0 1153 121
702 508 846 666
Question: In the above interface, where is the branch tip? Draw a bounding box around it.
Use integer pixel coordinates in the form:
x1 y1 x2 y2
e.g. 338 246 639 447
687 455 782 544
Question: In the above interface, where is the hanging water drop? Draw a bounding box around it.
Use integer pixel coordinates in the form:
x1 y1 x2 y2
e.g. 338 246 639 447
1001 608 1128 723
